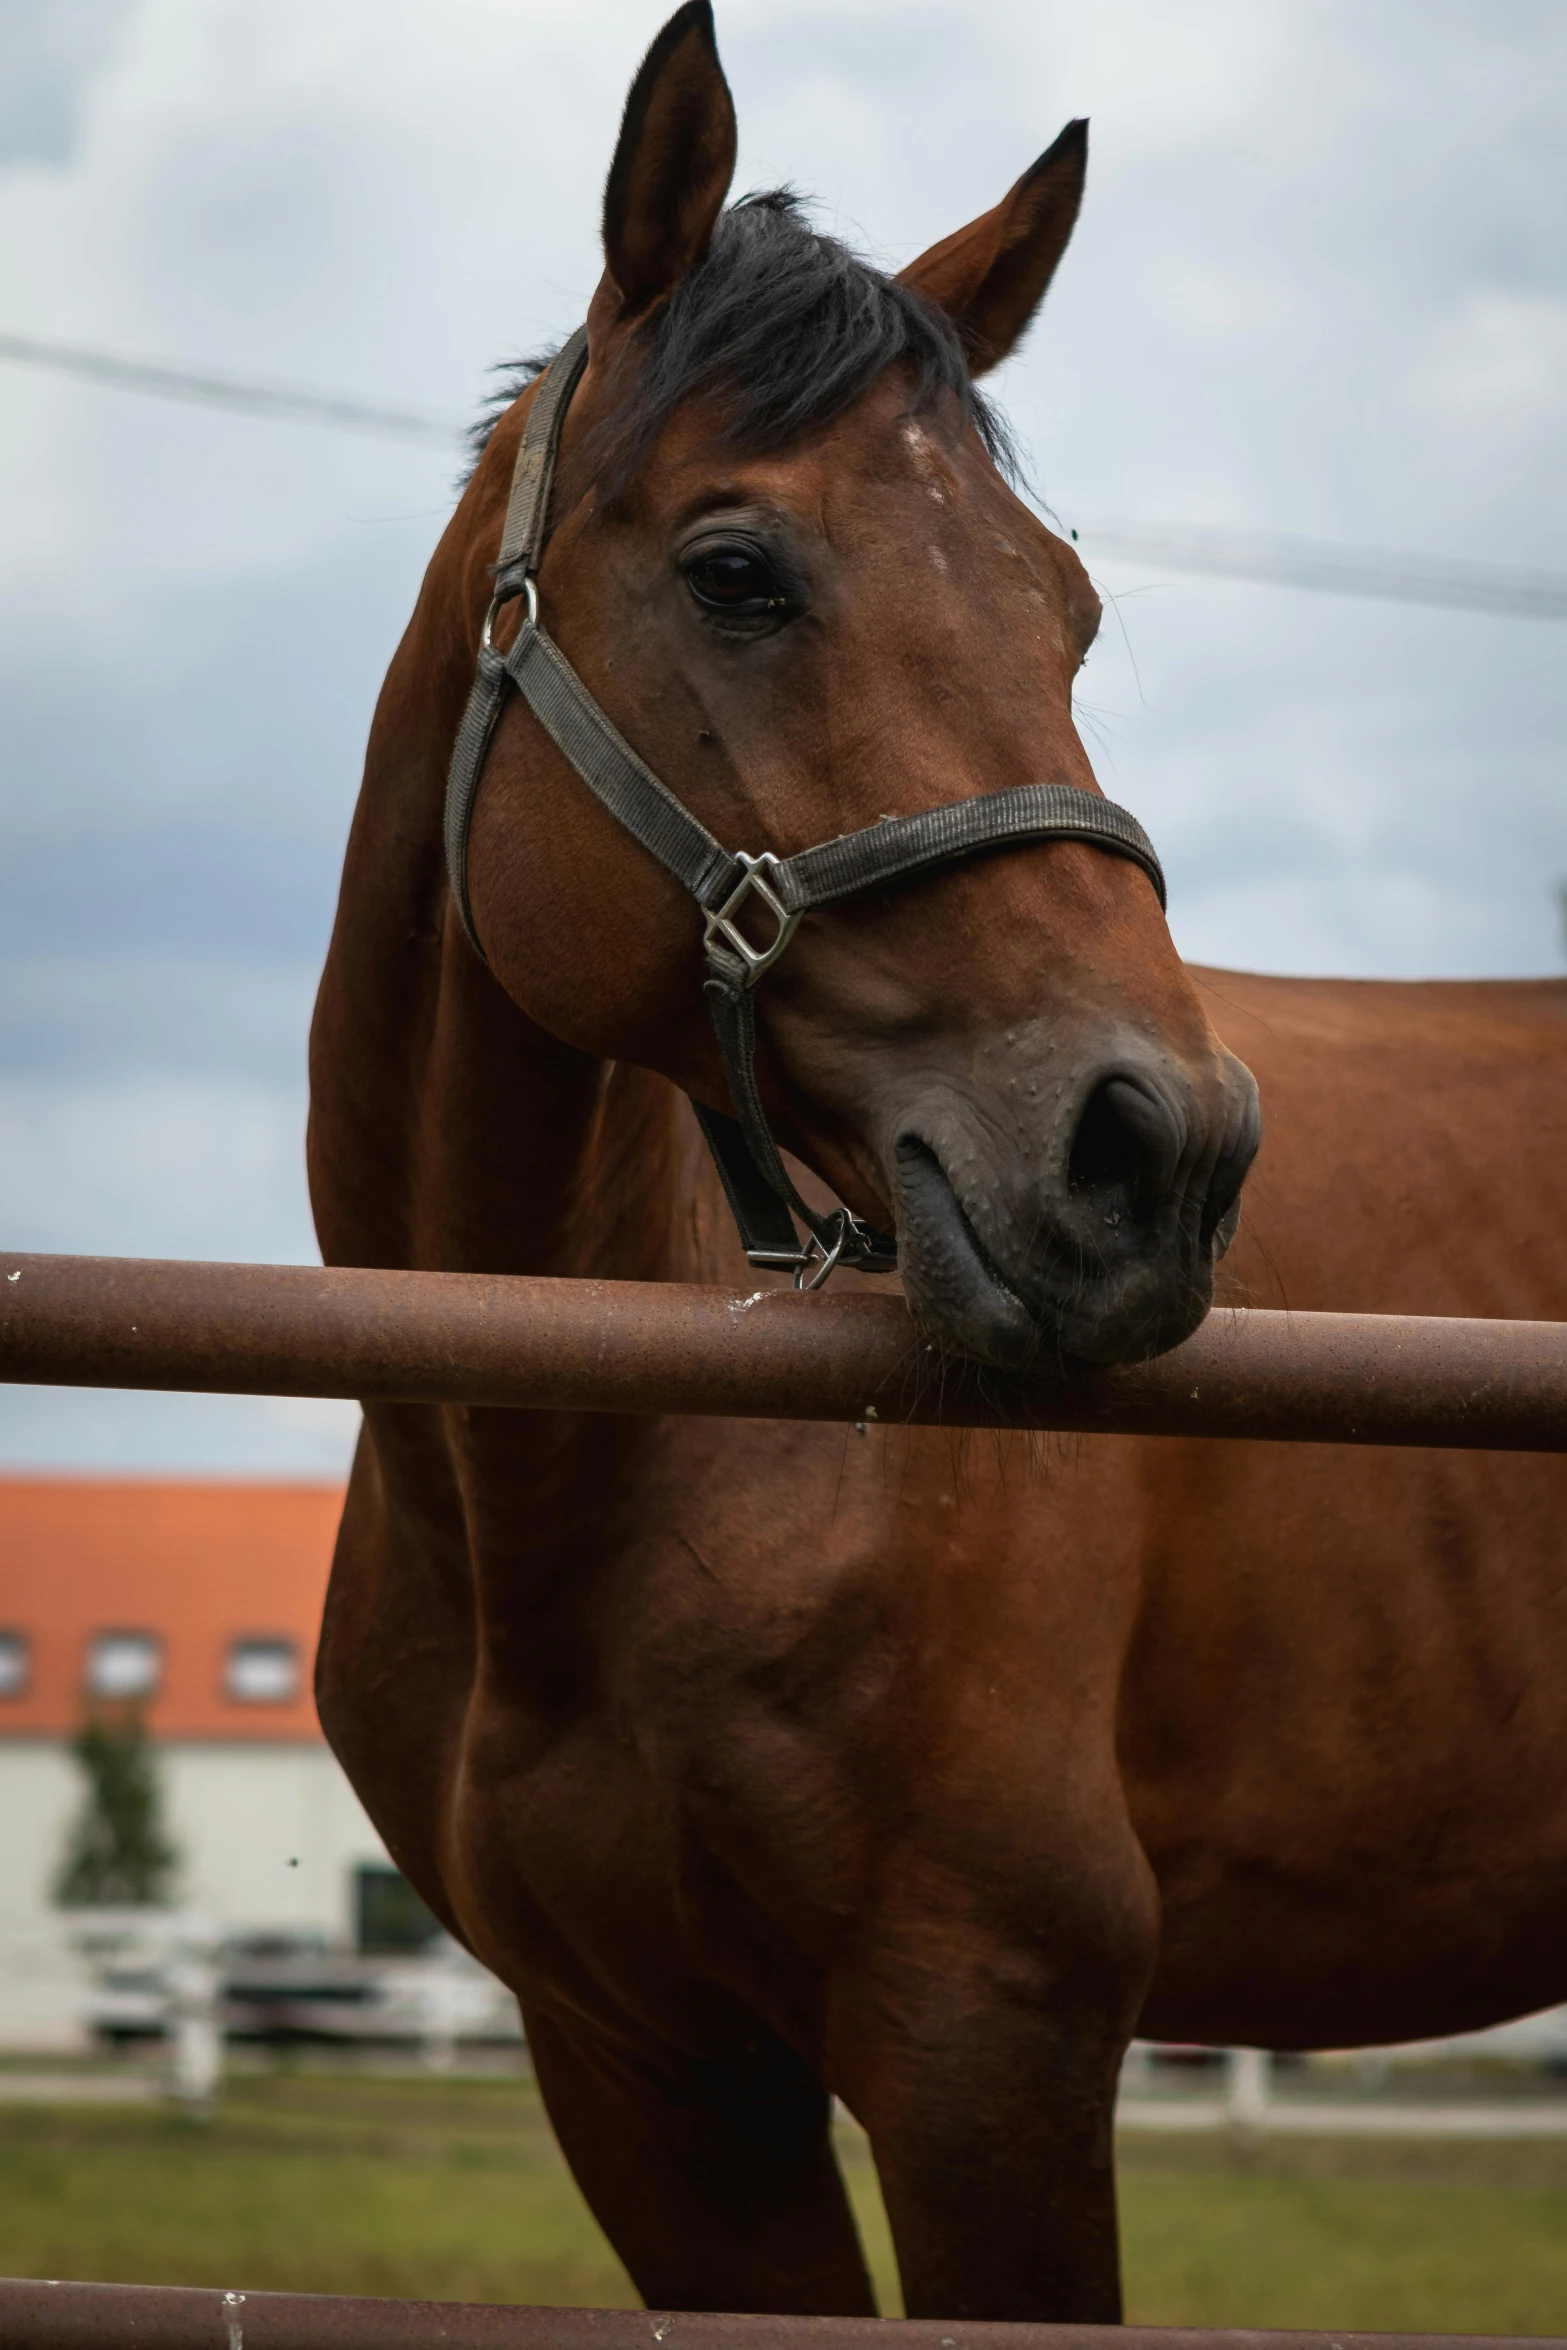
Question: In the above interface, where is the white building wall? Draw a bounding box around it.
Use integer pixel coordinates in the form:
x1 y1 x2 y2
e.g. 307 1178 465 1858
0 1739 390 1942
161 1744 390 1943
0 1743 83 1930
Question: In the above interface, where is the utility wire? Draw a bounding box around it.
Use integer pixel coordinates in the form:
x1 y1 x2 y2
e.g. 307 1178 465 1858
0 330 461 443
1075 518 1567 623
3 326 1564 621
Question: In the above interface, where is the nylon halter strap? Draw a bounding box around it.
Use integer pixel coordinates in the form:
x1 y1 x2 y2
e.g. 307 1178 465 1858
444 326 1169 1288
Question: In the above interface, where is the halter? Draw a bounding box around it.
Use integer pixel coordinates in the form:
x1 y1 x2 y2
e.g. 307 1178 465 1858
444 327 1167 1289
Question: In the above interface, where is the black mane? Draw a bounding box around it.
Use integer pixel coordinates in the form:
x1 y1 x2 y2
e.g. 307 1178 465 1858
466 191 1014 493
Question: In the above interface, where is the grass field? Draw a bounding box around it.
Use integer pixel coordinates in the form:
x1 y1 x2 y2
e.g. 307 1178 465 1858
3 2070 1567 2331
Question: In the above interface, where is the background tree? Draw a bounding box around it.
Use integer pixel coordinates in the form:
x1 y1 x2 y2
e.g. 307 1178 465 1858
55 1710 178 1908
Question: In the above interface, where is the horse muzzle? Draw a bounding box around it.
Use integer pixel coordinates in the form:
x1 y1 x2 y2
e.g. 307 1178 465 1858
888 1046 1262 1371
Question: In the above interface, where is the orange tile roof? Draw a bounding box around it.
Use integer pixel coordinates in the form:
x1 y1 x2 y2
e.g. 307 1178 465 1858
0 1479 345 1742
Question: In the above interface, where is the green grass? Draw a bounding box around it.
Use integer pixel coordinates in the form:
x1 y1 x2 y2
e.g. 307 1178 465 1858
0 2073 635 2309
3 2072 1567 2332
1117 2133 1567 2335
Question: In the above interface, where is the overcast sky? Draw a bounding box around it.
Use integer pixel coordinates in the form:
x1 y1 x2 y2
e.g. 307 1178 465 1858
2 0 1563 1473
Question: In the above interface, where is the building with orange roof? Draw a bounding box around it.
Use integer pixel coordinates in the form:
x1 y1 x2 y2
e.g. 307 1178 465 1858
0 1477 401 1966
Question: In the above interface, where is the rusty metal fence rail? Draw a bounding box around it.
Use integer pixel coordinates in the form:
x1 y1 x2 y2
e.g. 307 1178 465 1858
1 2281 1562 2350
2 1251 1566 1448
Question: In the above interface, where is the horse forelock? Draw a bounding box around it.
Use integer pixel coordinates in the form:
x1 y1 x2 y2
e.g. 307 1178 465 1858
463 191 1018 504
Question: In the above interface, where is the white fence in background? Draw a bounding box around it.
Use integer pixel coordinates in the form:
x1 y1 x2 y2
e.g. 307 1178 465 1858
0 1920 95 2054
1119 2014 1567 2140
0 1910 221 2104
3 1915 1564 2135
0 1907 524 2104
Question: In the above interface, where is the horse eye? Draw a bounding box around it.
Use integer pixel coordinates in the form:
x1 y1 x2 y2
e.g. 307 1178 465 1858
684 546 782 614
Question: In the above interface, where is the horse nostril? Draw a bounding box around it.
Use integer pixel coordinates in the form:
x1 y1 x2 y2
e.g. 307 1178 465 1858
1067 1076 1181 1226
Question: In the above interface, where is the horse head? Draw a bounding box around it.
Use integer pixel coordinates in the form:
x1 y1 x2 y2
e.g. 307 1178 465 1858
456 0 1261 1370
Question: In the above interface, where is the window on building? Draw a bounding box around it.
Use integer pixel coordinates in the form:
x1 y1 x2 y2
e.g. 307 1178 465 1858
84 1630 161 1702
224 1636 300 1704
0 1630 28 1698
355 1864 442 1955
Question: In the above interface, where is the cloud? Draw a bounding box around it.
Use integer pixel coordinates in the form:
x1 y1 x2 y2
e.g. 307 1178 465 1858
0 0 137 169
0 1073 315 1259
0 1384 359 1475
1409 290 1567 424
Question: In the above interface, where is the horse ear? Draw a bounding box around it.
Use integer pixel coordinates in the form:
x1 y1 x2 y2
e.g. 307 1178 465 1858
897 120 1087 376
601 1 738 319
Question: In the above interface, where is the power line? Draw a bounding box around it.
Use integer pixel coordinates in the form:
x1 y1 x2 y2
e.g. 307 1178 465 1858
1075 518 1567 623
2 327 1564 621
0 331 460 443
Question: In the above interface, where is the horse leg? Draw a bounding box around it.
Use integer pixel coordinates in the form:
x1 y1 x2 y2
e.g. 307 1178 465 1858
832 1859 1157 2321
523 2005 877 2315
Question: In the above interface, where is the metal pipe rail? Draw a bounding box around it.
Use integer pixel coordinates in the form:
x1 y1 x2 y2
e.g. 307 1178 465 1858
2 1252 1565 1448
0 2283 1559 2350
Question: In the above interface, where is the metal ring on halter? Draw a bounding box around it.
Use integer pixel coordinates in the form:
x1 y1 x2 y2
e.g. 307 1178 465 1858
795 1214 850 1291
481 574 540 655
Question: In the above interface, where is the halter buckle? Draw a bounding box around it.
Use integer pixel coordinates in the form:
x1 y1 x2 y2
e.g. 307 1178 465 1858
743 1222 844 1287
703 854 801 986
743 1210 896 1289
741 1218 845 1290
796 1216 850 1291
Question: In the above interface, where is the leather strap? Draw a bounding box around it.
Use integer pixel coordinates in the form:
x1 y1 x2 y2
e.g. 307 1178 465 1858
699 966 898 1272
443 330 1169 1284
772 784 1164 916
504 622 733 905
494 328 590 596
444 329 591 957
690 1101 813 1268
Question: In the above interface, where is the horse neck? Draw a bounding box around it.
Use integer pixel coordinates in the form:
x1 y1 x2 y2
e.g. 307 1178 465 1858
309 581 700 1290
409 967 695 1284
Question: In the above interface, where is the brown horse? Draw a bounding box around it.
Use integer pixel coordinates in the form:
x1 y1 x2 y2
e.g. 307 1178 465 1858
308 3 1567 2324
